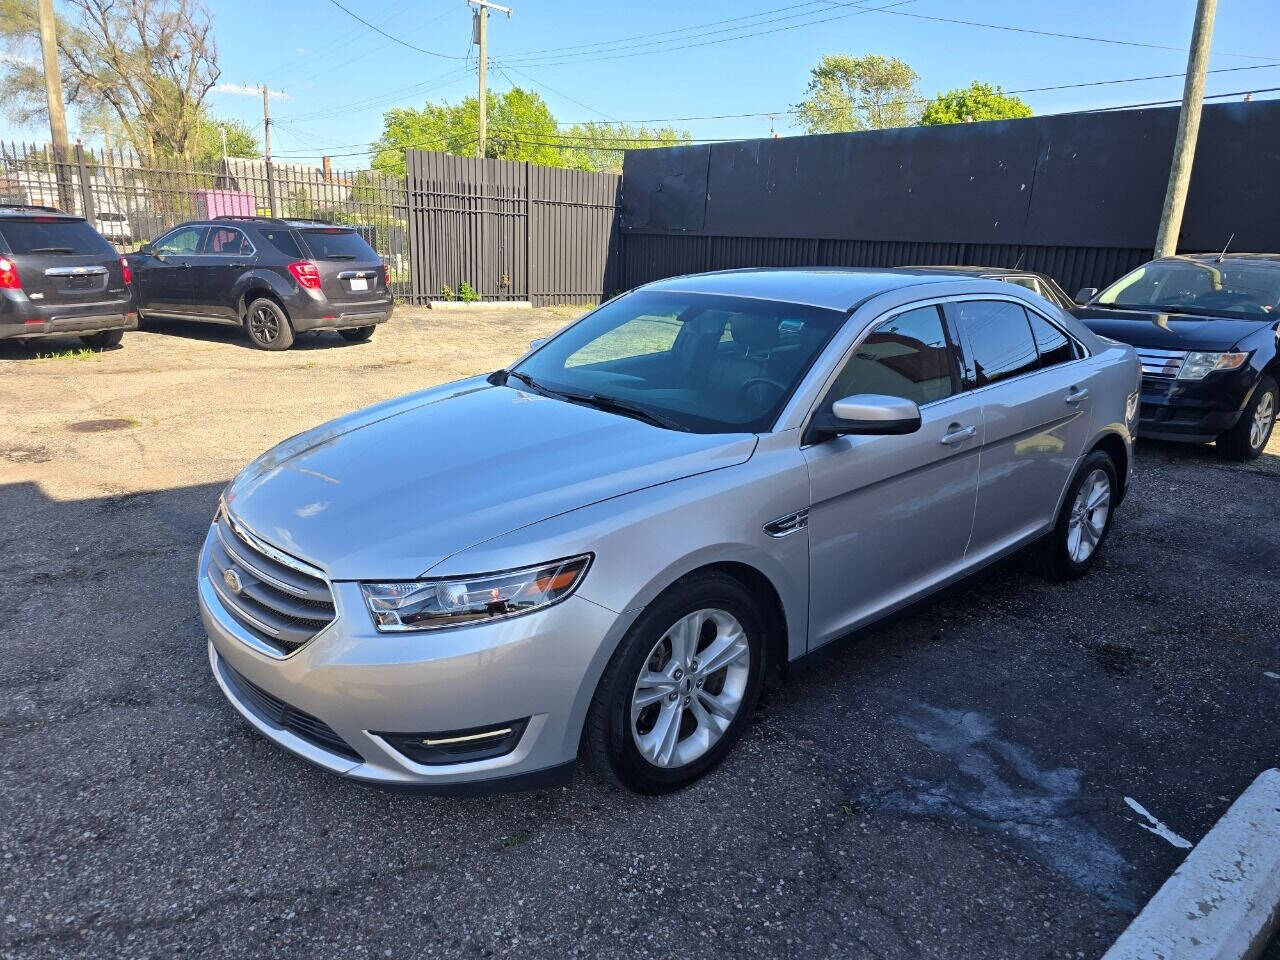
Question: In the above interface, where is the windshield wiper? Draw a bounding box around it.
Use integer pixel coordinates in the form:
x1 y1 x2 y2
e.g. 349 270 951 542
569 393 690 432
501 371 688 431
30 246 75 253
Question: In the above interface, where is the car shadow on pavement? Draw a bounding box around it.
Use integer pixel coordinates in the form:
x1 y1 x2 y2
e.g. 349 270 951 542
137 316 364 351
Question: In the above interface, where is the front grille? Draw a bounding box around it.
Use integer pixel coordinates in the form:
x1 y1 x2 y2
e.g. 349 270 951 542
1136 347 1187 379
208 510 335 656
221 660 362 762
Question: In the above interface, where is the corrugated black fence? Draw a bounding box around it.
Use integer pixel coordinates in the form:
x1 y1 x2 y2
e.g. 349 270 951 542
405 150 620 305
616 100 1280 296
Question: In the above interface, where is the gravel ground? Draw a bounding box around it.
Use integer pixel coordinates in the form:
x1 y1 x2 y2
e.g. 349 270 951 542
2 308 1277 960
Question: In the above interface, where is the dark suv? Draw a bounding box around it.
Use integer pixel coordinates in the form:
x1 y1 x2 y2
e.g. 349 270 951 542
0 205 136 349
130 216 393 350
1073 254 1280 460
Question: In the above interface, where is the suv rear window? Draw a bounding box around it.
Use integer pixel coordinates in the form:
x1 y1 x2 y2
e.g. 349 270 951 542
0 218 115 256
299 228 377 261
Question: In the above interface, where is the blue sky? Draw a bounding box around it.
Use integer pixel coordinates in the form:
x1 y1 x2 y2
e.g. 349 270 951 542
9 0 1280 167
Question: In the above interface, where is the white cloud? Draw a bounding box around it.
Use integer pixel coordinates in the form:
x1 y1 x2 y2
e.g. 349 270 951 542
214 83 290 99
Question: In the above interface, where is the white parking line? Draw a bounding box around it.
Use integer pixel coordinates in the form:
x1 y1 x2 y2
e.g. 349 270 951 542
1125 796 1194 849
1103 769 1280 960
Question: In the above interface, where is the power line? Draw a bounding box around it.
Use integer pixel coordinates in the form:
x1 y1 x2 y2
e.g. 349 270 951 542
323 0 465 59
280 66 472 122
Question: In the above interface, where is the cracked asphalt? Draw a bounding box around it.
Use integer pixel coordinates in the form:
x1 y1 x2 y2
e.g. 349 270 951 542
2 308 1278 959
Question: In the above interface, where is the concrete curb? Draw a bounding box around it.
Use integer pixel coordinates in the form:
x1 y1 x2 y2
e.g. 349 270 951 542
427 300 532 311
1103 768 1280 960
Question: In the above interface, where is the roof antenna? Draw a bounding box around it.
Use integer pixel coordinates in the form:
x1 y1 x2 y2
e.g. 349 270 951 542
1217 232 1235 263
1013 250 1026 270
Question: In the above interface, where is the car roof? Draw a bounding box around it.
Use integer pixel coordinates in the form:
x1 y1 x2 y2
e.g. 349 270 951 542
207 216 354 230
1168 253 1280 265
640 267 990 311
0 204 82 221
894 264 1049 279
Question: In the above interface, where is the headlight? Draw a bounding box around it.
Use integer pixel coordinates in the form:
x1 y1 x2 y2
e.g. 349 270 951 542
1178 351 1248 380
360 555 592 632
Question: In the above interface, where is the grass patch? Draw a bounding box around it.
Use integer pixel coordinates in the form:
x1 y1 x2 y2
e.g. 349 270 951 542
501 831 529 848
35 347 96 361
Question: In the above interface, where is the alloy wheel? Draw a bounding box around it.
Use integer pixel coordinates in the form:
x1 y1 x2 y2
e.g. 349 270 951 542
1066 468 1111 564
249 305 281 344
630 608 750 769
1250 390 1275 452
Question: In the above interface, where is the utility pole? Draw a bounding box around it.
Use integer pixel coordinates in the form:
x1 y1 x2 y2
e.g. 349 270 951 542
36 0 74 212
262 83 276 216
469 0 512 159
1154 0 1218 259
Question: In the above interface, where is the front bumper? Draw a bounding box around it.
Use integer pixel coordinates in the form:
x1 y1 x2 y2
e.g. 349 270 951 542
1137 371 1253 442
198 524 618 791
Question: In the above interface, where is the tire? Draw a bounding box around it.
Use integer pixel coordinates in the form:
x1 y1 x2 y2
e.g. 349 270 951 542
80 329 123 349
1035 449 1118 581
584 571 766 794
244 297 295 351
339 325 375 343
1216 375 1277 461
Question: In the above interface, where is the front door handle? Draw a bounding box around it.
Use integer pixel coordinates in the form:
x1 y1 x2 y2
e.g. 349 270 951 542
939 424 977 446
229 262 244 269
1065 388 1090 405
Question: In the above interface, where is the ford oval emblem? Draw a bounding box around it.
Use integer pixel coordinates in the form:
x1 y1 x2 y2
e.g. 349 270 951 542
223 567 243 594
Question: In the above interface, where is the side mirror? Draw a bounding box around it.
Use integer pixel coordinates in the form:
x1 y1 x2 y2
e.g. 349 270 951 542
138 243 152 256
529 337 548 351
1075 287 1099 303
807 394 922 443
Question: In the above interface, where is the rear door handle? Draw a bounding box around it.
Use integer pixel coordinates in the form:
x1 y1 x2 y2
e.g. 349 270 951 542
939 424 977 446
1065 388 1090 405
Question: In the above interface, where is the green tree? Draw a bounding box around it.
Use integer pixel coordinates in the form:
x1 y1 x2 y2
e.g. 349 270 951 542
0 0 220 161
558 122 690 174
371 86 690 174
192 115 259 165
920 82 1033 125
795 54 921 133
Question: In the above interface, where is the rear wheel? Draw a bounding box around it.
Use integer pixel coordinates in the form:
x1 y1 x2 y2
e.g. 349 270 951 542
339 325 375 343
1217 375 1277 461
585 572 765 794
1036 449 1117 580
80 329 123 349
244 298 294 351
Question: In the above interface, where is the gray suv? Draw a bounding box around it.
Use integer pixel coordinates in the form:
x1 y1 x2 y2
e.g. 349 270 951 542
0 205 136 348
200 268 1140 794
131 216 392 350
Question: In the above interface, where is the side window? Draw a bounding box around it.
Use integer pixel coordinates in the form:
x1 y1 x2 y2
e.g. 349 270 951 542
260 229 304 260
1026 310 1077 368
205 227 252 255
953 300 1039 387
153 226 206 255
827 305 956 406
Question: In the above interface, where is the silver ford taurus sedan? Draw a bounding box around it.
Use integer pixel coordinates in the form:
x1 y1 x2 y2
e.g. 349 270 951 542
200 268 1140 794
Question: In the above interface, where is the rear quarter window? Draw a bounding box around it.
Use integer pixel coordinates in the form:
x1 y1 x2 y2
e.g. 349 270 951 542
260 230 304 259
0 218 115 256
299 228 377 261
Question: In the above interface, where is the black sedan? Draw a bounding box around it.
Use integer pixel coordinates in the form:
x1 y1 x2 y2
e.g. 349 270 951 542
1073 254 1280 460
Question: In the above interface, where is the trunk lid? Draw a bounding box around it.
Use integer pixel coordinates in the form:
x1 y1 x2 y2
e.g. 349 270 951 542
297 227 385 303
0 216 125 305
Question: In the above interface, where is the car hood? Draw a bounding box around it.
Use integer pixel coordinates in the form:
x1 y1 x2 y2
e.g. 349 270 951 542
224 376 758 579
1073 306 1272 351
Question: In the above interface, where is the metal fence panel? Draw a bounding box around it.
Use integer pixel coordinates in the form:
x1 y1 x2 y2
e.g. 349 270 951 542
405 150 620 306
0 141 411 298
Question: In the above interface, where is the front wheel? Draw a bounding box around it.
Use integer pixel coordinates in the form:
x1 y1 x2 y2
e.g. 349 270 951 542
1036 449 1118 580
339 325 375 343
244 298 295 351
584 572 765 794
80 329 123 349
1217 375 1277 461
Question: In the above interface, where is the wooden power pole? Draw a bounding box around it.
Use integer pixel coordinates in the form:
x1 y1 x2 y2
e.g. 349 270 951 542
36 0 74 211
1154 0 1218 258
262 83 276 215
469 0 512 158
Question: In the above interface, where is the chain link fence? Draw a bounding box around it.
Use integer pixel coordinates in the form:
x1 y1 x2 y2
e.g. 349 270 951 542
0 142 411 298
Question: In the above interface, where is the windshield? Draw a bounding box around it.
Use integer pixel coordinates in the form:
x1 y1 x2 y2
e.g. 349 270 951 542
0 218 115 256
299 228 377 261
510 290 846 434
1095 260 1280 318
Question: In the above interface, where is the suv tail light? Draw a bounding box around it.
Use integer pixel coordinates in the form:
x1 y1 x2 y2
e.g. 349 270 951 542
380 263 389 286
288 260 322 290
119 257 132 285
0 257 20 290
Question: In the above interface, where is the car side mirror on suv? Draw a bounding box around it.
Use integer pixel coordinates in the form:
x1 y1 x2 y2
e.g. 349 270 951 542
807 394 923 443
138 242 153 257
1075 287 1099 303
